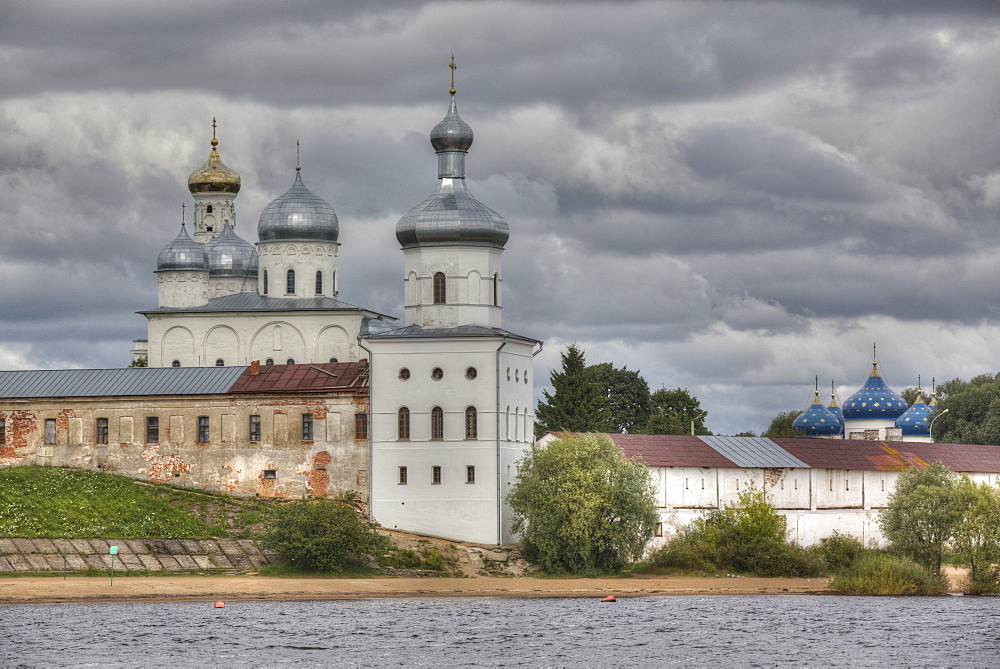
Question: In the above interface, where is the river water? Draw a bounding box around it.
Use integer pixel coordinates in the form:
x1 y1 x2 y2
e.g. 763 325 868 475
2 595 997 666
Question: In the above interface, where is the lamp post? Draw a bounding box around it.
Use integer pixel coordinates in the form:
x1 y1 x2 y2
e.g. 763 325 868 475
929 409 949 442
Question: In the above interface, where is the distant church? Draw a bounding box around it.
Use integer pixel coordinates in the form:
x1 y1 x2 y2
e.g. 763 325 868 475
792 349 937 442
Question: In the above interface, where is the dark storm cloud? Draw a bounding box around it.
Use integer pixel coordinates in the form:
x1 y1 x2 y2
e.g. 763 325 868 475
2 0 1000 434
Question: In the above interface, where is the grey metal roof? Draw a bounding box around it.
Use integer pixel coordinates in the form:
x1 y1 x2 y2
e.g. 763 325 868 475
157 224 208 271
205 223 257 277
257 170 338 243
430 95 473 152
0 366 247 399
700 436 810 468
363 323 541 344
139 292 390 317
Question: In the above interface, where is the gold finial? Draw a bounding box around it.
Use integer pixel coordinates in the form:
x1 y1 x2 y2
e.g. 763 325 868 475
296 139 301 172
449 55 457 95
211 117 218 147
831 380 836 398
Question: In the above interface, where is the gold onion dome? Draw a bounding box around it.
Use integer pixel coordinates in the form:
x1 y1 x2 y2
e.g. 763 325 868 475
187 119 241 195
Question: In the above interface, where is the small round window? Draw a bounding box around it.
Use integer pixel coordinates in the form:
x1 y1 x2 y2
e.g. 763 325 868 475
432 367 444 380
399 368 411 380
329 358 338 364
286 358 295 365
265 358 274 365
466 367 477 380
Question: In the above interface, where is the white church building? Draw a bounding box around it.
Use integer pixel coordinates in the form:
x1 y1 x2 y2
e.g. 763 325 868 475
132 82 540 545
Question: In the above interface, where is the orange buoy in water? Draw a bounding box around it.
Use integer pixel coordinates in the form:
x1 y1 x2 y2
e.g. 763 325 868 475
601 595 616 602
214 601 226 608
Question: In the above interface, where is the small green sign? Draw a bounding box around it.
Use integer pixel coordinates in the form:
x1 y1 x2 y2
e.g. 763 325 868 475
109 546 118 555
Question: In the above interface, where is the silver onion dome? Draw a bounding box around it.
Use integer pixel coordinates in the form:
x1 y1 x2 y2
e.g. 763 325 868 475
257 170 338 243
395 95 509 249
205 223 258 277
157 224 208 271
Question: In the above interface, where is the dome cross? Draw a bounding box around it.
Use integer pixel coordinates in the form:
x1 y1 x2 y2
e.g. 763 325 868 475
449 55 457 95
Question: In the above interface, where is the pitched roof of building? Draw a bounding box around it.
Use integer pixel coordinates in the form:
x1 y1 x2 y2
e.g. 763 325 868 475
546 432 1000 474
362 323 541 344
0 362 367 399
138 292 392 318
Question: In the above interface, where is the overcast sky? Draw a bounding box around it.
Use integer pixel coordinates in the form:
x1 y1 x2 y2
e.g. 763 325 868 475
2 1 1000 435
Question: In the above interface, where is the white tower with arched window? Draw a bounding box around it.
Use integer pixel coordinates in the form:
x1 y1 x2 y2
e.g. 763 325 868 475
365 75 539 546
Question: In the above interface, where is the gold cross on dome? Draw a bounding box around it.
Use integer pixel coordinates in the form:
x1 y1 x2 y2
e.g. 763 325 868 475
449 55 457 95
212 117 217 140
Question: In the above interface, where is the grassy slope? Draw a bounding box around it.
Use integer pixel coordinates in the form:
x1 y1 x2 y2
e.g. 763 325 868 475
0 466 277 539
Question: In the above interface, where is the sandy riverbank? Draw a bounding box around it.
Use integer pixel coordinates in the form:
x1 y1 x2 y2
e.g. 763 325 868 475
0 574 834 605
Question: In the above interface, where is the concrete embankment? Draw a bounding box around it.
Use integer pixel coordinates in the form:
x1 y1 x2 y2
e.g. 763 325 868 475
0 537 275 574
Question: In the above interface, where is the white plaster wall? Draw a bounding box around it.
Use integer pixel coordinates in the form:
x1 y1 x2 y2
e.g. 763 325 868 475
366 335 535 545
192 193 236 244
402 246 502 328
257 241 339 298
146 310 368 367
157 271 209 308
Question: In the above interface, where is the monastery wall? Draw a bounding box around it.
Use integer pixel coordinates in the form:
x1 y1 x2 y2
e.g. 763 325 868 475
0 393 369 501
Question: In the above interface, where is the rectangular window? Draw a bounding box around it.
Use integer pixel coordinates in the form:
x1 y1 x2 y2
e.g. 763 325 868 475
655 522 664 538
249 415 261 441
0 418 5 444
198 416 210 443
146 417 159 444
302 414 314 441
399 466 408 485
263 469 277 479
45 419 56 445
466 465 475 484
96 418 109 445
355 413 369 439
432 465 442 485
431 407 444 440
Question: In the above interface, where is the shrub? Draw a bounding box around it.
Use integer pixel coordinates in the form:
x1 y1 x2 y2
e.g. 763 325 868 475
262 499 390 573
961 566 1000 595
831 554 948 596
813 532 871 574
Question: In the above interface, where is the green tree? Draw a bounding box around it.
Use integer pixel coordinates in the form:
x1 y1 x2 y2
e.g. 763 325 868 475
588 362 651 434
642 387 709 435
507 433 658 573
952 477 1000 592
535 344 607 436
262 499 390 572
762 411 804 438
879 462 962 575
129 356 148 368
934 374 1000 445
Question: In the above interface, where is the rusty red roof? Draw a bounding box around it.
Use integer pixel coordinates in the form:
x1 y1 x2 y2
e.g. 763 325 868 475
544 432 1000 473
227 362 367 394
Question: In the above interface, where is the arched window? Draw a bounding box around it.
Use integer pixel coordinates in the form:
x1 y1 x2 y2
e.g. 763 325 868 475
215 359 224 367
433 272 446 304
332 270 337 294
171 360 181 368
465 407 477 439
398 407 410 440
286 358 295 365
329 358 338 363
506 406 511 439
265 358 274 365
262 270 268 295
431 406 444 440
315 270 323 295
493 273 499 307
286 269 295 295
206 205 213 214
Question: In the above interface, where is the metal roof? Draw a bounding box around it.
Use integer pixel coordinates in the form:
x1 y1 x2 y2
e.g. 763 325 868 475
229 362 367 394
139 292 390 317
607 434 737 468
364 323 540 344
0 367 246 399
701 436 810 468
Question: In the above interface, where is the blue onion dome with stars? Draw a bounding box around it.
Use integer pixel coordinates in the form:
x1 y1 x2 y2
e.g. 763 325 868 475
895 389 932 437
257 168 339 243
157 223 208 271
793 390 843 436
843 360 908 420
827 385 844 423
395 85 510 250
205 222 257 278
